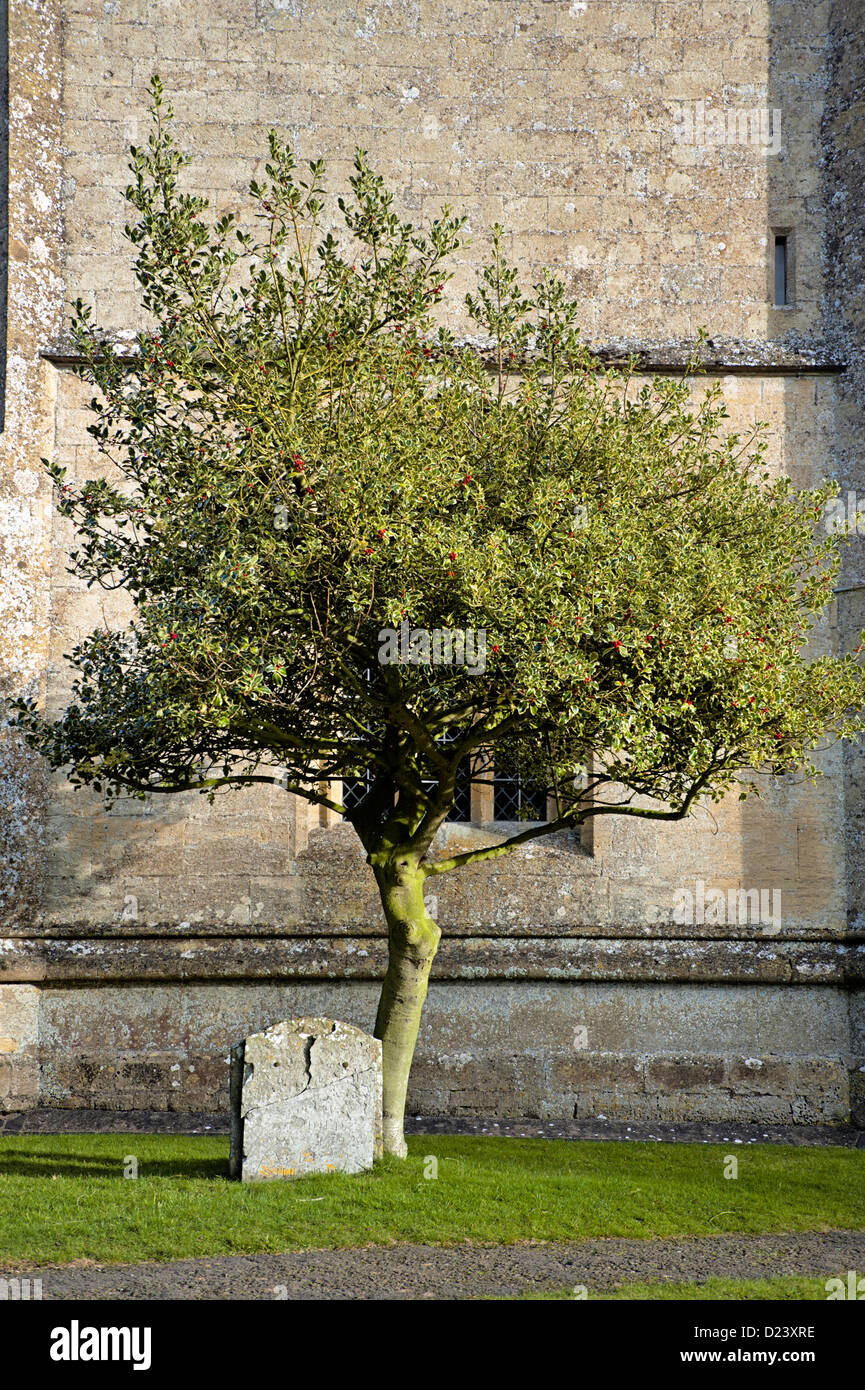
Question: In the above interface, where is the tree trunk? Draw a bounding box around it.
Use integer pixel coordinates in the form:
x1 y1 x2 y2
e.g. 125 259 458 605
372 855 440 1158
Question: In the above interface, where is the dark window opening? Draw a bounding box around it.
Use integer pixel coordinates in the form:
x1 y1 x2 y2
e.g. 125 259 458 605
420 768 472 823
493 770 548 823
343 748 472 825
430 729 472 823
773 234 788 307
346 763 550 826
341 770 378 814
450 776 472 822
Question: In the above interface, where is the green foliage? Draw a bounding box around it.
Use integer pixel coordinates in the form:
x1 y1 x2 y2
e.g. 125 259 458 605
8 76 865 869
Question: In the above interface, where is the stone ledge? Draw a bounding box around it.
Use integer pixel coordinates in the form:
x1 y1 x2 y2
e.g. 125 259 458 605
1 936 863 984
1 1109 862 1146
4 919 861 941
40 334 847 375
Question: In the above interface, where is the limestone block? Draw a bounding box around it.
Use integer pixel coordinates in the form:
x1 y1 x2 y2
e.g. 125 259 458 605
229 1017 382 1180
0 984 39 1054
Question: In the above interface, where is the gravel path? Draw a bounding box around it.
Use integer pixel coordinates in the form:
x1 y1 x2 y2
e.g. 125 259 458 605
5 1231 864 1301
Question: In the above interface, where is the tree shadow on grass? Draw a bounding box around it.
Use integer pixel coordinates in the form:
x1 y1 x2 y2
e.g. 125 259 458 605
0 1151 229 1180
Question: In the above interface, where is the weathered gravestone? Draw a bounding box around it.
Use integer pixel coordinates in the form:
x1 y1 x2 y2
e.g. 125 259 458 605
229 1017 383 1180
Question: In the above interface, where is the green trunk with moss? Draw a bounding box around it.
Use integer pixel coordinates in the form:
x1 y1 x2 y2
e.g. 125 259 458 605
371 855 441 1157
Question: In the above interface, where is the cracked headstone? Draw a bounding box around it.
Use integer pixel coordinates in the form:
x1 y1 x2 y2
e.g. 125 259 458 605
229 1017 383 1180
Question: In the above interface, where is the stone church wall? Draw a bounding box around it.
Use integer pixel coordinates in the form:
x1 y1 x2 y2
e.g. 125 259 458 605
1 0 863 1123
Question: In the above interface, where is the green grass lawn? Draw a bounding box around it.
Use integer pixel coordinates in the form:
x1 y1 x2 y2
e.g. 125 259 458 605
507 1276 831 1301
0 1133 862 1267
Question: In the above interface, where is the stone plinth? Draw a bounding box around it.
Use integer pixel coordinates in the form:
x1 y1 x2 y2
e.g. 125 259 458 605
229 1017 382 1181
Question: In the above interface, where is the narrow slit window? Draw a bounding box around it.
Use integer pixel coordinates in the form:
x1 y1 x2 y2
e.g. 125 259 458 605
773 234 788 306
